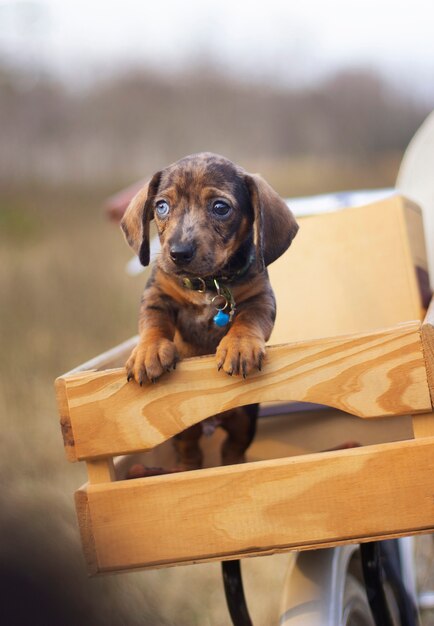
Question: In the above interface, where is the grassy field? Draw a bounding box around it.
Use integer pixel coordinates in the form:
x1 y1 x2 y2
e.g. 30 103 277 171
2 155 433 625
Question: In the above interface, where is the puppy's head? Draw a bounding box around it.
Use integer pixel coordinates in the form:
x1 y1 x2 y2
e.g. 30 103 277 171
121 153 298 276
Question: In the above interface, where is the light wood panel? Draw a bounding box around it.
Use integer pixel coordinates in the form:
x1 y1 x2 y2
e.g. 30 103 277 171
79 436 434 574
86 459 115 484
412 412 434 438
422 296 434 405
56 322 431 461
269 196 425 344
76 488 98 573
56 377 76 462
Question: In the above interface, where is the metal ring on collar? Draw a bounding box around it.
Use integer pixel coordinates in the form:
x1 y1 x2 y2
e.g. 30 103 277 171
195 277 206 293
211 294 228 311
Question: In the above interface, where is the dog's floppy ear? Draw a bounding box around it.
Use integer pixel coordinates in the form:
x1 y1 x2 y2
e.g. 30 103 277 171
245 173 299 270
120 171 162 266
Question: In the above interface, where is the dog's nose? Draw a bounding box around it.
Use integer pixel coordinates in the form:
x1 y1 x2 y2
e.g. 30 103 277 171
169 243 196 265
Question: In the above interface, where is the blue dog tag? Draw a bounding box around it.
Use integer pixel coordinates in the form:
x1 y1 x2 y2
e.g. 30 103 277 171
213 310 230 327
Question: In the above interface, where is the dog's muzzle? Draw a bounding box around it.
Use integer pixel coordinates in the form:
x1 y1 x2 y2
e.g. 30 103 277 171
169 242 196 266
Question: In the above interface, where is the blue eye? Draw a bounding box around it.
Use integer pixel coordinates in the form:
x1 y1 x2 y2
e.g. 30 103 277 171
212 200 232 217
155 200 170 218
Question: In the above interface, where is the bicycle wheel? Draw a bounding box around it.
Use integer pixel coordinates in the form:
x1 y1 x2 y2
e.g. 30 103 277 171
279 546 375 626
342 574 375 626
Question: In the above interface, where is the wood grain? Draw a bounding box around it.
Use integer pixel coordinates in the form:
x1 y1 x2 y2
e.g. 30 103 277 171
55 337 138 462
57 322 431 460
422 295 434 405
80 436 434 574
55 377 76 462
412 412 434 438
269 196 425 344
86 459 115 484
75 488 98 575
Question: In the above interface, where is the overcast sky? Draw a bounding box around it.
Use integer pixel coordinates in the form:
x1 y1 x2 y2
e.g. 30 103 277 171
1 0 433 98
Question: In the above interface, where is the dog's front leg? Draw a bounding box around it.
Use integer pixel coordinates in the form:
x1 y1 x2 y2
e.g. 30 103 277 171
126 286 178 384
216 288 275 377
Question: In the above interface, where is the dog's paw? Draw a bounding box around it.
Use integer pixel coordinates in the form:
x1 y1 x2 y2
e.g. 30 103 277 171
126 338 178 384
216 334 265 377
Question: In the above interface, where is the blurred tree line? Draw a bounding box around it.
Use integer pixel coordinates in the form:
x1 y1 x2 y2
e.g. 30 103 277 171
0 63 430 184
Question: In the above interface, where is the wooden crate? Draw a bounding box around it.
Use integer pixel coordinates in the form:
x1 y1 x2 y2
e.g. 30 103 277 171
55 195 434 575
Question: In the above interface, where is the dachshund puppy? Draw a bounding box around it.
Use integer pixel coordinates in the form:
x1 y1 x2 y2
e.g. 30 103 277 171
121 152 298 469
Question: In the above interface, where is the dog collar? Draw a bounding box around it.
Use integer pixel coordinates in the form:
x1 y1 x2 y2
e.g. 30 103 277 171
180 251 255 293
179 252 254 328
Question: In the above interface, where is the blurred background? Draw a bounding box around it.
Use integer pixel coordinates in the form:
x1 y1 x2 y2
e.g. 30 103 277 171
1 1 433 624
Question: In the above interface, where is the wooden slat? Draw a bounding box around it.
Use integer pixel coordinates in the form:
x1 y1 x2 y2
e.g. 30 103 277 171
55 377 76 462
55 336 139 462
57 322 431 461
86 459 116 484
412 412 434 438
75 488 98 575
422 295 434 404
80 436 434 574
413 294 434 438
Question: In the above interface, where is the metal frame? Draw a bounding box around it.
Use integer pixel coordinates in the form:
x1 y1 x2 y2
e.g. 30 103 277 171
222 541 420 626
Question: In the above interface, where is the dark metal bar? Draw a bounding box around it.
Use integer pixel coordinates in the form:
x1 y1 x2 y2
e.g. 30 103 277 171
360 541 396 626
380 541 419 626
360 540 419 626
221 560 253 626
